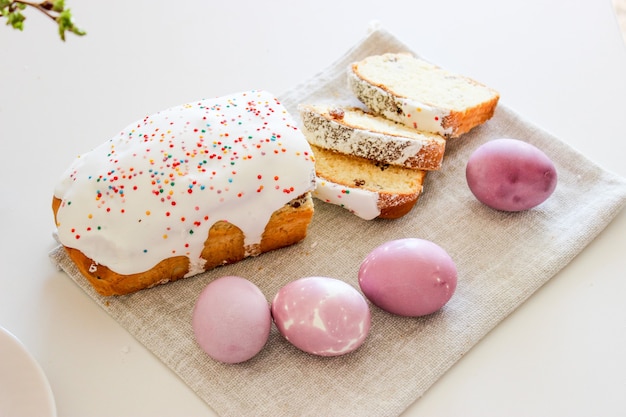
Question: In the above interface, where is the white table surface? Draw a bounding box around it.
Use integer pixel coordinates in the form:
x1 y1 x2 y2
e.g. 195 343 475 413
1 1 625 416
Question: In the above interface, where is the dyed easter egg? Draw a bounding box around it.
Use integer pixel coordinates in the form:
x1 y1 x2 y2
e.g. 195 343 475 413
192 276 271 364
358 238 457 317
466 138 557 211
271 277 371 356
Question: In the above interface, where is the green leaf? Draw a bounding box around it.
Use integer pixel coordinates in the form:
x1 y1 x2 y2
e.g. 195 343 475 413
52 0 64 13
2 0 86 40
7 10 25 30
56 8 84 40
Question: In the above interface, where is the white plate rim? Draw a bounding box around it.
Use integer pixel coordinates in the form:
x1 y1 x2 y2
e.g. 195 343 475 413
0 326 57 417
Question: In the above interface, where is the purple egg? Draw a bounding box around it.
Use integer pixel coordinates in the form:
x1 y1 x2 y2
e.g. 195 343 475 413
466 138 558 211
358 238 457 317
192 276 271 364
271 277 371 356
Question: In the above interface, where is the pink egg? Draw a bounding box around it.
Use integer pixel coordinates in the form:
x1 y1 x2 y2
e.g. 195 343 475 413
271 277 371 356
358 238 457 317
465 138 558 211
192 276 271 364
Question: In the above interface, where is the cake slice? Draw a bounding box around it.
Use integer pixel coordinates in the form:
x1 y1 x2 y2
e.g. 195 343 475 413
348 53 500 138
299 104 445 170
310 144 426 220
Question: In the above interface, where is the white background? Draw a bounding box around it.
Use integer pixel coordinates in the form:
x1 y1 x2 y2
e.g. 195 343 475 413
1 1 625 416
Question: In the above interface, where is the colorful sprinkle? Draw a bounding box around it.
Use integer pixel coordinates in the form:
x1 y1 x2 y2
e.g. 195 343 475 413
54 91 316 276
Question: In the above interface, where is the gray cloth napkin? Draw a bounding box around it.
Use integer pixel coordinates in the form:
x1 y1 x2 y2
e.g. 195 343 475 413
50 26 626 417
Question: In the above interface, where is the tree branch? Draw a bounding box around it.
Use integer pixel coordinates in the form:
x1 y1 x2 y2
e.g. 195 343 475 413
1 0 85 41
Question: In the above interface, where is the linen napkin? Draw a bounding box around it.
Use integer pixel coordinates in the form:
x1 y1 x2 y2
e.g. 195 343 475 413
50 25 626 417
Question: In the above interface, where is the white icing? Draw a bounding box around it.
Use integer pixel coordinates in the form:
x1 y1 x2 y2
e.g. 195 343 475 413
313 177 380 220
398 100 453 136
54 90 316 275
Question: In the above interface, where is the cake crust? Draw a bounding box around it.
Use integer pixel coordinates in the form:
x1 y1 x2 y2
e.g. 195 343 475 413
53 194 314 296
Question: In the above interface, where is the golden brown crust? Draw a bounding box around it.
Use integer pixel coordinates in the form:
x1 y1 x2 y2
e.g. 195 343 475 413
53 194 315 296
377 172 426 219
377 194 419 219
442 94 500 138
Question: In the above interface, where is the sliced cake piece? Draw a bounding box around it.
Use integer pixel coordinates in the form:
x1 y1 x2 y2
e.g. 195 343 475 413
348 52 500 138
310 144 426 220
299 104 445 170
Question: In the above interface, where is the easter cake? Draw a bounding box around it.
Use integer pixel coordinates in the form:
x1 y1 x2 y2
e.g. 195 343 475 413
53 90 316 296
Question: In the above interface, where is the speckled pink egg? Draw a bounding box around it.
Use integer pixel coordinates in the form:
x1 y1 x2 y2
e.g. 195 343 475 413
271 277 371 356
358 238 457 317
192 276 271 364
